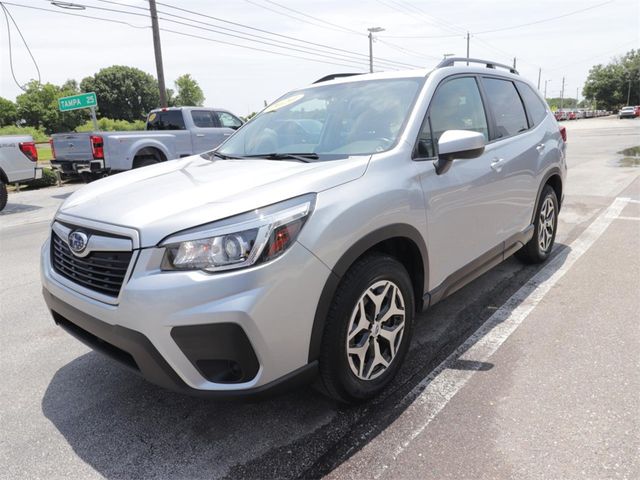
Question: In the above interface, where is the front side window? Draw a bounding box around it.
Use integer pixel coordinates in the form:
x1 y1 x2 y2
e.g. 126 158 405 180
216 77 424 160
417 76 488 157
191 110 217 128
216 112 243 129
482 78 528 138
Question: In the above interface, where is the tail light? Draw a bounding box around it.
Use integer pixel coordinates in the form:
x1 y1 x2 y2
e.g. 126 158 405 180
49 138 56 160
90 135 104 159
19 141 38 162
559 126 567 142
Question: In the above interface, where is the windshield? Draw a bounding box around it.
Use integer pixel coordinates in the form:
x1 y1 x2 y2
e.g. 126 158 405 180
216 77 424 160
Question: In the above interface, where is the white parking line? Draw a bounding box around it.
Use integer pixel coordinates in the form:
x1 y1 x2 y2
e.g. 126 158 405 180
616 216 640 221
337 197 632 480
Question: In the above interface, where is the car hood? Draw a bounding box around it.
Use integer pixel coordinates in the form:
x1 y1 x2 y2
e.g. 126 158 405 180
57 155 369 247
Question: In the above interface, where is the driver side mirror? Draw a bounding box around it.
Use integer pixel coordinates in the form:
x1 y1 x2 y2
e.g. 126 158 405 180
434 130 485 175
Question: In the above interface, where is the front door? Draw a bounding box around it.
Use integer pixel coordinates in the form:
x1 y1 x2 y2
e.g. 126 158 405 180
415 75 508 289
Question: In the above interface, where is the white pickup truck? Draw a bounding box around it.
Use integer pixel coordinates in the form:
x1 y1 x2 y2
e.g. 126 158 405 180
50 106 243 179
0 135 43 211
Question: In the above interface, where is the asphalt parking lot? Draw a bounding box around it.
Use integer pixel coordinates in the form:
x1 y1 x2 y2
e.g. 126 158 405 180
1 116 638 479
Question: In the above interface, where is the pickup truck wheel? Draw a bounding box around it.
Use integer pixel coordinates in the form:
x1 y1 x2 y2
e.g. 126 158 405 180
133 156 159 169
0 180 7 212
516 185 558 264
318 253 414 404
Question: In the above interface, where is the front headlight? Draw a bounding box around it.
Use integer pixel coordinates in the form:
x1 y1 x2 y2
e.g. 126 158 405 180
160 194 315 272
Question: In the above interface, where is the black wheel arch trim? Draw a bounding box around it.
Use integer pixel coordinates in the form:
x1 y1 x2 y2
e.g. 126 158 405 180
307 223 429 363
533 167 563 224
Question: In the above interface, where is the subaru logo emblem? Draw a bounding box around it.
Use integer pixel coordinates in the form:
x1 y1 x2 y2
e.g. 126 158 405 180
68 231 89 255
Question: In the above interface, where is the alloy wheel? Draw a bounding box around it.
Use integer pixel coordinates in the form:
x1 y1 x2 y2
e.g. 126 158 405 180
345 280 406 381
538 196 555 252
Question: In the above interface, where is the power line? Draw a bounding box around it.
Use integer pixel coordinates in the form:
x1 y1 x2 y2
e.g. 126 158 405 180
154 1 419 69
4 1 373 71
473 0 616 34
243 0 362 36
0 2 41 91
35 0 417 69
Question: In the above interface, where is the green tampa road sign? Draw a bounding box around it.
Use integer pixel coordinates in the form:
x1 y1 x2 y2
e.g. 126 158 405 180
58 92 98 112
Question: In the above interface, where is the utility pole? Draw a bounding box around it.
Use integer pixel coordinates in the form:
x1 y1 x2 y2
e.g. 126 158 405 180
367 27 385 73
544 79 551 100
537 68 541 90
149 0 167 108
560 76 565 110
466 32 470 65
576 87 579 107
627 77 632 105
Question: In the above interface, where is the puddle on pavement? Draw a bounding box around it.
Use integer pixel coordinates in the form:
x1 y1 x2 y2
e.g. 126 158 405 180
617 146 640 167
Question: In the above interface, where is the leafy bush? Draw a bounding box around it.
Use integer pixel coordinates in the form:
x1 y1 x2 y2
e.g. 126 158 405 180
28 168 58 189
75 117 145 132
0 125 49 142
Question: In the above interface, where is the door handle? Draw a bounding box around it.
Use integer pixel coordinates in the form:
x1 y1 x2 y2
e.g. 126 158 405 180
223 133 232 136
490 158 505 172
536 143 546 153
196 133 205 137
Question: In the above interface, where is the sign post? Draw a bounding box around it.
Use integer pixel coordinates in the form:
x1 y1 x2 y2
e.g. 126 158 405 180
58 92 99 131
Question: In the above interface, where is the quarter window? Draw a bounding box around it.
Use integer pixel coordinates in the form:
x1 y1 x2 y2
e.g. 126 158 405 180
517 83 548 127
417 76 488 157
482 78 528 138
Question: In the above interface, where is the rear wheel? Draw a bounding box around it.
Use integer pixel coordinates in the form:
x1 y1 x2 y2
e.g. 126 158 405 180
0 180 7 211
516 184 558 264
133 156 159 169
318 254 414 403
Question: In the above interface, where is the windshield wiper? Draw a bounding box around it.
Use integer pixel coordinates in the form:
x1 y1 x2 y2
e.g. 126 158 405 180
203 151 243 160
243 153 319 163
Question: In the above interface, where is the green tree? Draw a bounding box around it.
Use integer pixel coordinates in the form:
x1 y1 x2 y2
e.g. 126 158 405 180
0 97 18 127
173 74 205 106
15 80 87 134
583 49 640 110
80 65 160 121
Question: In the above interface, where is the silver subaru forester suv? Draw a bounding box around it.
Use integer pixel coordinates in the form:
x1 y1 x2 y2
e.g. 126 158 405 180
41 58 566 403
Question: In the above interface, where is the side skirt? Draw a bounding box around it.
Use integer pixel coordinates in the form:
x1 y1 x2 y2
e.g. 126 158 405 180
423 224 534 309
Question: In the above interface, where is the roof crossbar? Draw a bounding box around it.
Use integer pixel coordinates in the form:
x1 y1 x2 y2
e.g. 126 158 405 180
436 57 519 75
313 73 364 84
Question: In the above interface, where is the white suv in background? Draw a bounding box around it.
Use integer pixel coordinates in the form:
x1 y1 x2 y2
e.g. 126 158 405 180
41 58 566 402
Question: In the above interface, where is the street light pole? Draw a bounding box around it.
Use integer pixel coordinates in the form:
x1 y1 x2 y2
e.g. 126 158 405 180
149 0 167 107
544 79 551 99
367 27 385 73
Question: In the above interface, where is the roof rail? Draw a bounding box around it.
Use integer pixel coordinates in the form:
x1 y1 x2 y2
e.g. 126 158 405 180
313 73 363 84
436 57 519 75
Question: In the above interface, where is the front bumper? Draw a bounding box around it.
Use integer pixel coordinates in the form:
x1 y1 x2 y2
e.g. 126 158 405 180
41 228 331 395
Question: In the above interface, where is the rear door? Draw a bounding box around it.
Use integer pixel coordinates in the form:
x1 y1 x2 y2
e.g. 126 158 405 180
478 76 542 238
146 110 191 157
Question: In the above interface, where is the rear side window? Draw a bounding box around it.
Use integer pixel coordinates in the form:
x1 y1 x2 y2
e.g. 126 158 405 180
216 111 243 129
517 83 548 126
481 78 528 139
417 76 488 157
191 110 218 128
147 110 186 130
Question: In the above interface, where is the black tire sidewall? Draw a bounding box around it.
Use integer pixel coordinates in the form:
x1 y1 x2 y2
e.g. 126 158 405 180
320 254 415 403
0 181 7 212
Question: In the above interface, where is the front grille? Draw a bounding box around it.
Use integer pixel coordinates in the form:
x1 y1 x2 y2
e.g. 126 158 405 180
51 233 132 297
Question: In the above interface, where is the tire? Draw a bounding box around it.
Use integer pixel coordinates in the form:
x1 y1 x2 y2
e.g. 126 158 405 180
318 254 415 403
0 180 7 212
133 156 159 169
515 184 558 264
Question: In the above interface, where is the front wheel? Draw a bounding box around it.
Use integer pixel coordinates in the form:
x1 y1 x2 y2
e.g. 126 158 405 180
516 184 558 264
318 254 414 403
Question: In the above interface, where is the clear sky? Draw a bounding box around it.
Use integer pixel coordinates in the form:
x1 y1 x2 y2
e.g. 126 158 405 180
1 0 638 116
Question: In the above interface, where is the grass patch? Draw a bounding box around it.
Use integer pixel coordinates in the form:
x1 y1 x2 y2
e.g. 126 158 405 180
618 146 640 157
37 144 53 162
